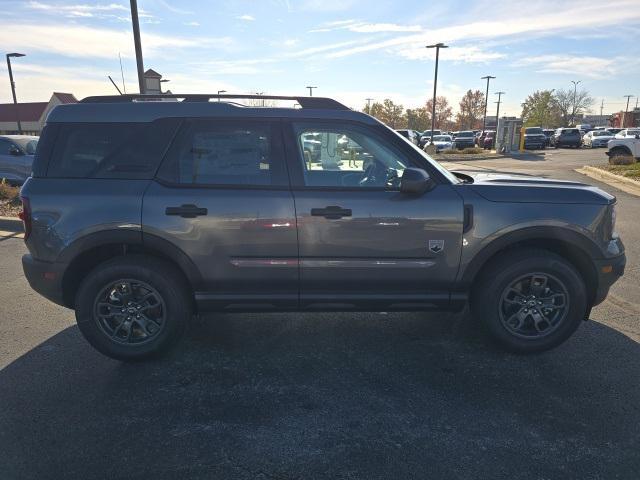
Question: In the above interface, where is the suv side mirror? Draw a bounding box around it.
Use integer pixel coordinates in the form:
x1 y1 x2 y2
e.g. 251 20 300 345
8 145 23 156
400 168 435 195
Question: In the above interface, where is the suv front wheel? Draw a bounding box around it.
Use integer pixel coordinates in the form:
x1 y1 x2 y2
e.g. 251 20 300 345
74 255 192 361
473 249 587 353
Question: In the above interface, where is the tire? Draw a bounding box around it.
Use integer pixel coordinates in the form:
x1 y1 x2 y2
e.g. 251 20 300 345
472 248 587 353
74 255 192 361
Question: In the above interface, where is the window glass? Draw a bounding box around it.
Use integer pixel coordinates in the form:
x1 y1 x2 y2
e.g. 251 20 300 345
157 120 285 186
0 139 12 155
47 121 177 179
294 123 409 188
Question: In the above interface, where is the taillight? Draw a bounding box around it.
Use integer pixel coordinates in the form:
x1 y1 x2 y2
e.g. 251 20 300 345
19 196 32 241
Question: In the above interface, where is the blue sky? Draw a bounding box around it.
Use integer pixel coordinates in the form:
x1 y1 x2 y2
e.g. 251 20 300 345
1 0 639 117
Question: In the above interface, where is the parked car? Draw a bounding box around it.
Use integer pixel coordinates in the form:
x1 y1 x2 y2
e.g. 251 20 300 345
396 129 419 145
552 128 582 148
543 129 555 147
576 124 592 134
482 131 495 150
607 128 622 135
424 134 453 152
614 128 640 139
476 130 495 149
20 93 625 360
523 127 547 150
607 135 640 161
0 135 39 185
583 130 615 148
419 129 441 148
452 130 476 149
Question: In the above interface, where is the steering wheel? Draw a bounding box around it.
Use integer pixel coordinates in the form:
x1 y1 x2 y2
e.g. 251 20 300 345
359 161 385 187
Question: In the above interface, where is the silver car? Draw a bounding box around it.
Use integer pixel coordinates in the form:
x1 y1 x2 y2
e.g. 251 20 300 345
0 135 39 184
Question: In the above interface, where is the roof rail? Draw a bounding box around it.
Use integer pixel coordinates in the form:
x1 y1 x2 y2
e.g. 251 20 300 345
79 94 350 110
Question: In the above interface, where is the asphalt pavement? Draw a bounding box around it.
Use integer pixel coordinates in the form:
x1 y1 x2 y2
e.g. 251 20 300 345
1 148 639 479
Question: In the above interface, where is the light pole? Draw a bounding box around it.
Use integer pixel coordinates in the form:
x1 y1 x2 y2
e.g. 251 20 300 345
494 91 505 124
481 75 495 132
6 53 25 135
217 89 227 102
570 80 581 126
306 86 317 96
426 43 448 140
623 95 634 128
129 0 145 94
365 97 373 114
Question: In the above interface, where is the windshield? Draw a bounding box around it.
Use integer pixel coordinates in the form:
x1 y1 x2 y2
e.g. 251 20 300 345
593 131 612 137
12 137 39 154
432 135 452 142
457 131 474 137
525 127 543 135
627 130 640 135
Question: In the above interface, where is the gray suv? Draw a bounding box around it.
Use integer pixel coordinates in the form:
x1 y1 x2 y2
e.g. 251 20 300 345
20 94 625 360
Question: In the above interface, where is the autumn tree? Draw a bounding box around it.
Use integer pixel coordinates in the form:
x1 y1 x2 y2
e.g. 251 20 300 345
424 96 453 130
554 88 594 126
456 90 485 130
406 107 430 131
521 90 562 127
369 99 406 129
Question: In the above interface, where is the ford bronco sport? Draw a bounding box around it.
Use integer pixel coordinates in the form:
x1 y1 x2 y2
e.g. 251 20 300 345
20 94 625 360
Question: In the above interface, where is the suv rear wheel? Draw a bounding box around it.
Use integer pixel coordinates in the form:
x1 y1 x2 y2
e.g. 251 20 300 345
74 255 192 361
473 249 587 353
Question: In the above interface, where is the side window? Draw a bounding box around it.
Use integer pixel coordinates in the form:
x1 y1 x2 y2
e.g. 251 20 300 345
0 139 12 155
157 120 286 187
293 123 409 189
47 120 178 179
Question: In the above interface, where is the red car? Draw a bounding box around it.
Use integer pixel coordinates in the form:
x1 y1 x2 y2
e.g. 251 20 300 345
477 130 495 149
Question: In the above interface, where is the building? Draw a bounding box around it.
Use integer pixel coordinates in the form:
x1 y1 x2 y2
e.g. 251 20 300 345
610 108 639 128
579 114 612 127
0 92 77 135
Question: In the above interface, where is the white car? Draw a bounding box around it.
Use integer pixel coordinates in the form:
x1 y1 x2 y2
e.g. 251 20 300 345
583 130 615 148
614 128 640 139
425 134 453 152
607 136 640 161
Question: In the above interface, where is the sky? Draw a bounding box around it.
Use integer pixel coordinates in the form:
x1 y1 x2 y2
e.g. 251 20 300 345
0 0 639 117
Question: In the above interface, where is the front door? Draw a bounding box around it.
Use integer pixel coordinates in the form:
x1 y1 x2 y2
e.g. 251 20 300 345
285 121 464 310
142 118 298 310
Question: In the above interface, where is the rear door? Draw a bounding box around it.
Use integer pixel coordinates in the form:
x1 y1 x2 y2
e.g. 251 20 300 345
142 118 298 310
284 120 464 311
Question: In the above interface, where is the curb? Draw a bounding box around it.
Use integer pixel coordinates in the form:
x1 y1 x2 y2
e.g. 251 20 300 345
435 154 504 162
576 166 640 197
0 215 23 232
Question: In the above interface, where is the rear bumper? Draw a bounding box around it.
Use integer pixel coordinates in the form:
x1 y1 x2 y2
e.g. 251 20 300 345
22 254 68 307
592 252 626 306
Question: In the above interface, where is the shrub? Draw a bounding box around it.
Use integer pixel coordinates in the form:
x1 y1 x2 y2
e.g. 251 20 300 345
460 147 485 154
609 155 635 166
0 179 20 202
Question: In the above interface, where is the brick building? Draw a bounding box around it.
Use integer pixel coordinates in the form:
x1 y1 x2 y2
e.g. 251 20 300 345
0 92 77 135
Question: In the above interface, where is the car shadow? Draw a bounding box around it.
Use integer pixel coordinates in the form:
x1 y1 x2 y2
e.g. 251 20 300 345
1 312 639 479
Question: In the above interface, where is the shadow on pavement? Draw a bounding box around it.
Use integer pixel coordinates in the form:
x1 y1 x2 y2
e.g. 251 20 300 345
1 312 639 479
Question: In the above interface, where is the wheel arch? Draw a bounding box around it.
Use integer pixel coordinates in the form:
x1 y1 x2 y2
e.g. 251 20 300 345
59 230 202 308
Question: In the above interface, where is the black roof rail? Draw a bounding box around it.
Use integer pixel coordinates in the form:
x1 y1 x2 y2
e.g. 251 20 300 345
79 94 350 110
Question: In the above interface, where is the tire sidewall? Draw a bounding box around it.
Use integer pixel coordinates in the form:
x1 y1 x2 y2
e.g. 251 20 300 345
75 257 190 360
477 255 587 353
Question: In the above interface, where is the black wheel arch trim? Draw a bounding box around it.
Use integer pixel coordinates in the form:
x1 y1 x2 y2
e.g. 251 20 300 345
460 226 601 286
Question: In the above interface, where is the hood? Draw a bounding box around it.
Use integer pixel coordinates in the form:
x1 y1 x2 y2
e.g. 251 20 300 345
464 172 615 204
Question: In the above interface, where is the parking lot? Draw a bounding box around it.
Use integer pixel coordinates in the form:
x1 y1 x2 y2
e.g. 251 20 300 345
1 148 639 479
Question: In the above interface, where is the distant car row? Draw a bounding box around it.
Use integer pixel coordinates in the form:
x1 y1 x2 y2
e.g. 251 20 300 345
396 128 495 152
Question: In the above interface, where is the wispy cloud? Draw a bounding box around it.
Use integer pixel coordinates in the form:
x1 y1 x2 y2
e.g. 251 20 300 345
236 14 256 21
156 0 193 15
514 55 625 79
26 1 133 19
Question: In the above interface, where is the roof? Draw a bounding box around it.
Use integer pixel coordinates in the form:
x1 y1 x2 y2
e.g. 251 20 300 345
0 102 47 122
52 92 77 104
144 69 162 78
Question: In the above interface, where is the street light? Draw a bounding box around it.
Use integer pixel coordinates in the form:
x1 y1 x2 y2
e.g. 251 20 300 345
623 95 634 128
570 80 581 126
365 97 374 114
217 89 227 102
481 75 496 132
6 53 25 135
306 86 317 96
494 91 505 124
426 43 448 141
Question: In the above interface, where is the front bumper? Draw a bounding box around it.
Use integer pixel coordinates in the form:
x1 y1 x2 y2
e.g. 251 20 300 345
592 251 626 306
22 254 68 307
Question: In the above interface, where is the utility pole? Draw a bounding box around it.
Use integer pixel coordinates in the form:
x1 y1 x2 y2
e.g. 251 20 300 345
306 86 317 96
481 75 496 132
426 43 448 140
570 80 581 126
494 91 505 125
623 95 634 128
365 97 373 113
130 0 145 94
6 53 25 135
600 99 604 117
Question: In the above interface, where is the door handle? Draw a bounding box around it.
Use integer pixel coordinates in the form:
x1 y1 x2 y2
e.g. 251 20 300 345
165 204 208 218
310 206 352 219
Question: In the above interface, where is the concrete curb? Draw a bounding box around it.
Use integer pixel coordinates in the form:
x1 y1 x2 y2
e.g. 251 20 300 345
435 154 504 162
576 166 640 197
0 216 23 232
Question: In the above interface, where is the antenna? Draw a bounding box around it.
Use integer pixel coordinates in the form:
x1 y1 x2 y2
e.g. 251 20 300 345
118 52 126 94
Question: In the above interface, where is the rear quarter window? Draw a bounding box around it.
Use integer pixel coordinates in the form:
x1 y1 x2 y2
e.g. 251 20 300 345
46 119 180 179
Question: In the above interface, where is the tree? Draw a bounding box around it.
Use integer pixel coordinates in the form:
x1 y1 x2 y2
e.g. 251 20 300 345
406 107 430 131
554 88 594 126
521 90 562 127
369 99 406 129
424 96 453 130
455 90 485 130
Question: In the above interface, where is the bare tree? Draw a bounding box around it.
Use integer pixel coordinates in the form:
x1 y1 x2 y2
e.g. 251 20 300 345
554 88 594 126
